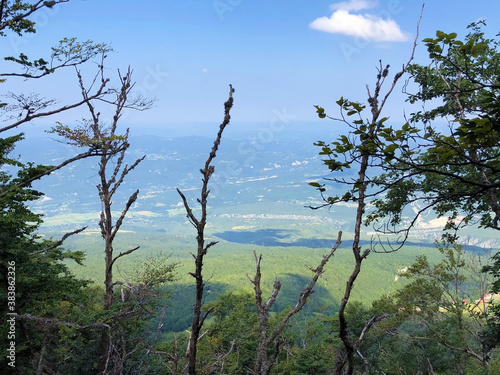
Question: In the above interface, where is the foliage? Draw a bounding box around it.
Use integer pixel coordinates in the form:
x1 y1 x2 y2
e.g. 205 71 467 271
371 241 497 373
366 21 500 353
0 133 99 373
198 292 259 374
482 251 500 352
0 1 65 36
4 37 110 79
3 3 500 373
48 121 126 148
0 1 163 373
368 22 500 235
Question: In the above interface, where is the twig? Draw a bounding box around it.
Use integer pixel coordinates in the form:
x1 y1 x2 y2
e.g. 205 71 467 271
29 226 87 256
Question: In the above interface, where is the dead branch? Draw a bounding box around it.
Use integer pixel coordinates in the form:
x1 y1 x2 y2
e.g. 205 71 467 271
0 77 110 134
210 339 236 372
29 226 87 256
15 313 111 332
251 231 343 375
178 84 235 375
0 147 112 199
111 246 141 269
353 315 387 373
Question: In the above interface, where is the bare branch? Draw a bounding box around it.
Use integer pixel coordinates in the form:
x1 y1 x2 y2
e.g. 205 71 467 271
252 231 343 374
15 313 111 332
111 189 140 241
269 231 343 345
29 226 87 256
176 188 199 227
182 85 235 375
0 78 110 134
111 246 141 269
353 314 387 372
0 147 108 199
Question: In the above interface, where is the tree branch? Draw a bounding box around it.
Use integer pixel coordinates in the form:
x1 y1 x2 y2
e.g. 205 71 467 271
29 226 87 256
0 78 110 134
15 313 111 332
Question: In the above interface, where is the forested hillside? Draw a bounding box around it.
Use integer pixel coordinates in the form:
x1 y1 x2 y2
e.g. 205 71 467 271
1 1 500 375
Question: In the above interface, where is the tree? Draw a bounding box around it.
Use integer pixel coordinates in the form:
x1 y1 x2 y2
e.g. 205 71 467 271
177 84 235 375
248 232 342 375
47 59 179 375
174 82 344 374
401 243 471 370
0 1 117 372
309 8 425 374
310 16 500 372
367 21 500 236
0 1 172 373
198 292 259 374
0 133 99 372
54 69 148 374
363 21 500 352
367 240 499 374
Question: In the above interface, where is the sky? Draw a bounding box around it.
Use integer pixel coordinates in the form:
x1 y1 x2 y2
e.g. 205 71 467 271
2 0 500 135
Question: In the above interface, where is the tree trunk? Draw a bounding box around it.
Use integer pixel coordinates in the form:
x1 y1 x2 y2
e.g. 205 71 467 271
180 85 235 374
184 240 205 375
335 152 370 375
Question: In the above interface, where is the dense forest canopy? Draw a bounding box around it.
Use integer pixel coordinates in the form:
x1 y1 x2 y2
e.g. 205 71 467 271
1 1 500 374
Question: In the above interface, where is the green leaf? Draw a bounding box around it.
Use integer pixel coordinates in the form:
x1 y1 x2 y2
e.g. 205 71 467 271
314 105 326 119
351 102 365 112
383 144 398 155
436 30 446 39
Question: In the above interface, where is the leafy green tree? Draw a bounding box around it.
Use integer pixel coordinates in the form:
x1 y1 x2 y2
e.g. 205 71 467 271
313 20 500 373
271 315 336 375
368 21 500 236
483 252 500 353
372 241 499 374
364 21 500 353
198 292 259 375
0 133 101 373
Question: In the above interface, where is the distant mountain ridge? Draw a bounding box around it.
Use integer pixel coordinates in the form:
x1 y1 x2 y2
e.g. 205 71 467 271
7 122 500 251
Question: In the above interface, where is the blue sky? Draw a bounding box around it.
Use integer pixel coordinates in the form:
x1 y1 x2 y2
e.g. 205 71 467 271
3 0 500 134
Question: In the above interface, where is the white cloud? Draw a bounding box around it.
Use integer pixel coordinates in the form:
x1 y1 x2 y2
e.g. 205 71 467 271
330 0 378 11
202 68 208 73
310 2 408 42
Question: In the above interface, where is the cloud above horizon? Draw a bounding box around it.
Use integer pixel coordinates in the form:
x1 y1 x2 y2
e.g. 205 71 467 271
310 0 408 42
